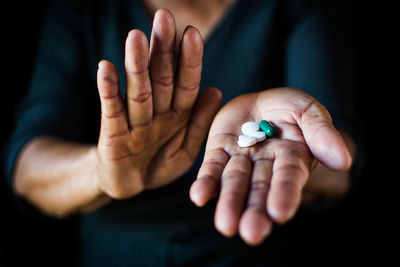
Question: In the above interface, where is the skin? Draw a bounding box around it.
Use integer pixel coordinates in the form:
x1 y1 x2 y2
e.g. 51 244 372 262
14 9 221 215
13 7 356 246
142 0 236 46
189 89 355 245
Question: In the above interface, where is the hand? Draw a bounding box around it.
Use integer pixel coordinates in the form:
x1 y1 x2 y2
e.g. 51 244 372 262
190 87 352 245
96 9 221 199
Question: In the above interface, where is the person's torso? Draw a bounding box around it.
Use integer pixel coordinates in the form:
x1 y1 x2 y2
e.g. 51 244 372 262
79 0 290 265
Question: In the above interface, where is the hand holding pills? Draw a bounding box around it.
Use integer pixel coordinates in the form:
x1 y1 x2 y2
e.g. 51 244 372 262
190 87 353 245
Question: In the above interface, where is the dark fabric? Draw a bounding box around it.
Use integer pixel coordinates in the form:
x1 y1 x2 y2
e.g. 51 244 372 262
3 0 360 265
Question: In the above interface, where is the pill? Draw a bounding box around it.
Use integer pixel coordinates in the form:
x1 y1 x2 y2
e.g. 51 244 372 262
237 134 257 147
247 131 266 142
241 121 260 136
260 120 277 137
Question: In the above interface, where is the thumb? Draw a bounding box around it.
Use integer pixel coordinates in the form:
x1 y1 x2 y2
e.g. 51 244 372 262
182 87 222 160
300 101 352 170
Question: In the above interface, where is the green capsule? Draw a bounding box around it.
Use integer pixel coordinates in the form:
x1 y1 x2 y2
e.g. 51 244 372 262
259 120 277 137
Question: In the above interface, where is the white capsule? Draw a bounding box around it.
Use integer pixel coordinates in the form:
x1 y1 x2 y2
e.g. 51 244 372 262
237 134 257 147
241 121 260 136
247 131 266 143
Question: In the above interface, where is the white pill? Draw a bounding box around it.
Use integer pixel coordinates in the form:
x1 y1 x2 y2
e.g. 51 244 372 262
247 131 266 143
237 134 257 147
241 121 260 136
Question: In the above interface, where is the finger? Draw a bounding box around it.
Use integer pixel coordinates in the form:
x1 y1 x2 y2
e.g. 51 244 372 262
149 9 176 114
190 146 229 207
239 159 273 246
97 60 128 138
267 148 310 223
125 29 153 126
183 87 222 161
214 154 251 237
172 26 203 112
300 101 352 170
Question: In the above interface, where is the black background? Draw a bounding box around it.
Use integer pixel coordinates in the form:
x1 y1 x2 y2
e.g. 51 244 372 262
0 1 396 266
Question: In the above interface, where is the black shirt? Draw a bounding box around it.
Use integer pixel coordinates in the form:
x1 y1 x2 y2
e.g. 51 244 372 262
4 0 357 265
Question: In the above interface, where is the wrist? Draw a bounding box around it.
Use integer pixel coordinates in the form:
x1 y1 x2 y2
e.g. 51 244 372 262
78 146 112 214
88 146 102 195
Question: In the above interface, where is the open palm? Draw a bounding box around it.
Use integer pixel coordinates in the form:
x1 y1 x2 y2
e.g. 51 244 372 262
190 87 352 245
96 10 221 199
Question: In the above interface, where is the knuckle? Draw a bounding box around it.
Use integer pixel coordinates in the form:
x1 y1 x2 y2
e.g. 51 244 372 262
127 91 152 103
274 164 308 186
276 163 304 174
101 128 129 139
203 159 226 170
183 60 202 70
300 100 332 125
197 174 219 186
151 75 174 88
101 107 126 119
220 188 246 202
101 74 119 87
251 180 270 192
126 68 148 77
176 81 199 91
274 178 301 193
224 168 249 180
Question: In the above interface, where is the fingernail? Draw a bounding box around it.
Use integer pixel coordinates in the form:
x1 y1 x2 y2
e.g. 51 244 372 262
189 185 205 207
183 25 196 34
98 60 105 70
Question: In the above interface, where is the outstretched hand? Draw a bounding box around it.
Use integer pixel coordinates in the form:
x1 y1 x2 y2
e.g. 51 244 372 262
190 88 352 245
96 9 221 199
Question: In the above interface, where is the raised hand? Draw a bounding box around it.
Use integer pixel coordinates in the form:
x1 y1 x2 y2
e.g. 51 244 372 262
190 87 353 245
96 9 221 199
